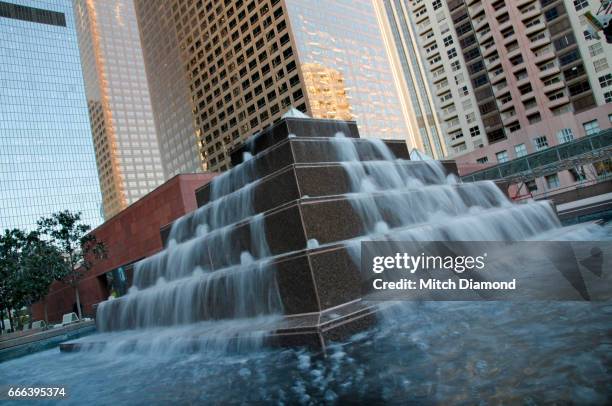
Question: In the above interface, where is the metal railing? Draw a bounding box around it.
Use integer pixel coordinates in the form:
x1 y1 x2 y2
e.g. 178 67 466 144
461 129 612 183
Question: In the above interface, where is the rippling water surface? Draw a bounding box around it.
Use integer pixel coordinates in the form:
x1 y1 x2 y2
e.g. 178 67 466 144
1 301 611 405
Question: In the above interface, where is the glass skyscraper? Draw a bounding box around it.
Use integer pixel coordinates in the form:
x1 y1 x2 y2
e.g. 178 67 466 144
0 0 103 230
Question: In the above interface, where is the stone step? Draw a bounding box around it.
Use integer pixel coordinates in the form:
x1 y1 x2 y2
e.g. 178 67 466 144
143 182 506 289
229 117 360 165
162 159 455 248
98 201 555 332
62 301 378 352
196 136 411 207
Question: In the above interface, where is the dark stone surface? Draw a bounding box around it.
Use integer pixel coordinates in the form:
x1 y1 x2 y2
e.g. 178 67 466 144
300 198 365 245
308 246 362 310
196 138 412 207
116 116 471 348
441 160 459 176
230 117 360 165
274 253 320 315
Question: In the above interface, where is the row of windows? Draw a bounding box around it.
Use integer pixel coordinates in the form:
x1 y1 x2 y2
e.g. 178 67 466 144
0 0 66 27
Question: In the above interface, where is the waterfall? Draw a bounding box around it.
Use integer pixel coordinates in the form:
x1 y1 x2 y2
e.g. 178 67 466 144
92 125 595 353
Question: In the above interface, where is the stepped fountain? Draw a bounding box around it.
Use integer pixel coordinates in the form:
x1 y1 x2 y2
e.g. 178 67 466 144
60 114 587 353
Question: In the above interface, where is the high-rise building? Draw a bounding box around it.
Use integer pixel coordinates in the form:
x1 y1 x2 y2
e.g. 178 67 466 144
381 0 612 168
0 0 103 230
72 0 166 219
134 0 414 172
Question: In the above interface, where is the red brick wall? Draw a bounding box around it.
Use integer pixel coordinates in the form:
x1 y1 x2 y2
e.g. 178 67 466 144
32 173 216 323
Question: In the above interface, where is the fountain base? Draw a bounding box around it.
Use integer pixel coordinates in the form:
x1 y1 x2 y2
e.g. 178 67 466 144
60 300 378 352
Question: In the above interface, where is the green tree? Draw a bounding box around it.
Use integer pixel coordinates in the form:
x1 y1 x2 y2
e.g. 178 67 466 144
17 232 67 327
0 230 66 330
0 229 24 332
37 211 107 320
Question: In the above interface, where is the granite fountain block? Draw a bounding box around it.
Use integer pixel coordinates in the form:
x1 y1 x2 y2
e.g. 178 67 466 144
68 115 467 353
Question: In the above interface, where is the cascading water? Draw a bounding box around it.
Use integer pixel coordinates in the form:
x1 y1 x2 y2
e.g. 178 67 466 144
90 126 601 354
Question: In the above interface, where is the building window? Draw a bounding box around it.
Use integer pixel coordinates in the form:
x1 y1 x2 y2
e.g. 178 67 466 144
433 0 442 10
545 173 560 189
515 144 527 158
556 128 575 143
599 74 612 88
573 0 588 10
589 43 604 57
443 35 453 46
469 126 480 137
534 136 549 151
593 58 609 72
461 86 469 96
447 48 457 59
496 150 509 163
583 120 600 136
451 60 461 71
584 30 594 40
508 122 521 133
476 156 489 164
526 180 538 192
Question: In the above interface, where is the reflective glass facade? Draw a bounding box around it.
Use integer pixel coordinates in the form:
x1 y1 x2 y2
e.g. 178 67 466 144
0 0 103 230
73 0 166 219
285 0 410 140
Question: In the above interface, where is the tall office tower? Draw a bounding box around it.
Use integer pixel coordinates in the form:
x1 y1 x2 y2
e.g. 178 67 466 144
132 0 203 177
73 0 166 219
134 0 413 172
375 0 448 159
381 0 612 165
0 0 103 230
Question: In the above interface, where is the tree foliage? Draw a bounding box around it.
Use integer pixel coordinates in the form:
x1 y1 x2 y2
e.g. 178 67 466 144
0 229 65 329
0 210 107 330
37 210 107 319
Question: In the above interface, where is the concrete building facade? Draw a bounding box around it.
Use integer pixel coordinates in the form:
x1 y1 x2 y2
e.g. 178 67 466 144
134 0 414 172
73 0 166 219
381 0 612 195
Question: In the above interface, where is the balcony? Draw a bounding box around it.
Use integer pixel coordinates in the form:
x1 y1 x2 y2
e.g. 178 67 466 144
490 68 506 84
442 108 457 121
534 50 556 65
469 3 485 17
506 47 523 61
435 82 450 96
502 114 519 127
520 90 535 102
482 41 498 57
525 21 546 36
449 134 466 146
477 28 493 42
486 55 502 70
542 81 565 94
473 16 488 31
493 83 510 97
511 60 527 73
516 0 537 7
524 104 540 117
446 120 462 133
520 6 541 21
548 95 570 109
539 64 560 79
498 20 513 34
498 98 515 112
494 6 508 20
529 35 551 50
